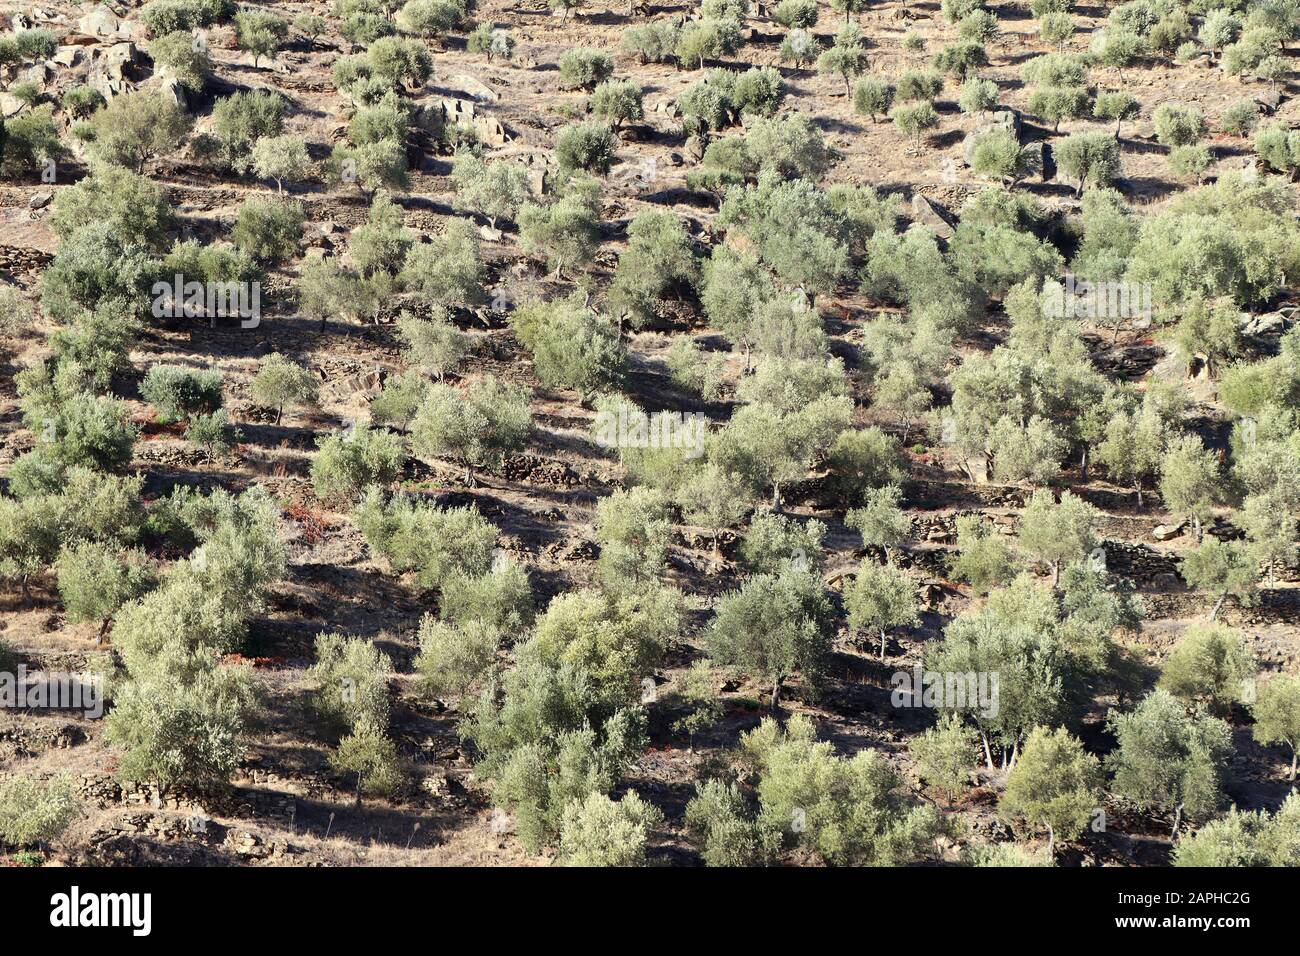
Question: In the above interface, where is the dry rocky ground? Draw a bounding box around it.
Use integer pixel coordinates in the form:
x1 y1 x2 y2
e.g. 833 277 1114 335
0 0 1297 866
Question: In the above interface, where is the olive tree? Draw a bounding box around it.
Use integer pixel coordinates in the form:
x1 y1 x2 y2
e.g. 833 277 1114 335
740 713 943 865
83 89 191 173
105 649 260 797
1094 90 1139 138
674 464 750 557
999 726 1102 855
331 718 404 804
708 568 835 712
556 791 663 866
249 353 318 425
1173 794 1300 866
397 309 469 381
1153 103 1207 147
149 30 212 90
891 101 940 147
949 515 1018 594
212 89 284 173
0 774 79 850
509 293 625 401
251 135 312 193
452 154 532 229
595 486 674 588
817 24 868 93
1106 689 1233 838
410 375 532 485
55 541 155 642
353 490 497 590
740 512 826 574
234 8 289 68
414 616 502 700
518 190 601 280
1095 404 1167 506
401 219 483 310
306 631 393 736
1158 621 1255 715
606 211 700 330
1252 673 1300 781
1159 435 1220 541
555 122 617 176
1054 132 1120 195
910 713 979 805
853 76 894 122
845 559 919 659
1181 537 1259 620
846 484 912 557
926 598 1074 769
233 197 304 265
311 425 407 506
1017 490 1097 586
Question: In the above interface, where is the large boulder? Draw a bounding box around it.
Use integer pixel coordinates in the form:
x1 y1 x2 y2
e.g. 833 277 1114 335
1255 88 1282 113
448 73 498 103
0 93 26 118
1022 140 1054 182
153 76 187 109
103 42 140 79
89 42 142 100
471 115 508 147
439 96 475 124
78 8 120 37
911 193 955 240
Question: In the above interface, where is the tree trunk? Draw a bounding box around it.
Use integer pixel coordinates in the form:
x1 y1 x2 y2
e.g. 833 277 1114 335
1171 803 1183 840
1193 514 1203 543
1290 747 1297 782
980 732 994 770
1135 483 1143 508
770 676 783 714
276 404 284 426
1046 822 1055 856
771 482 782 512
97 618 111 646
1211 593 1226 620
879 627 887 661
1052 561 1061 588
